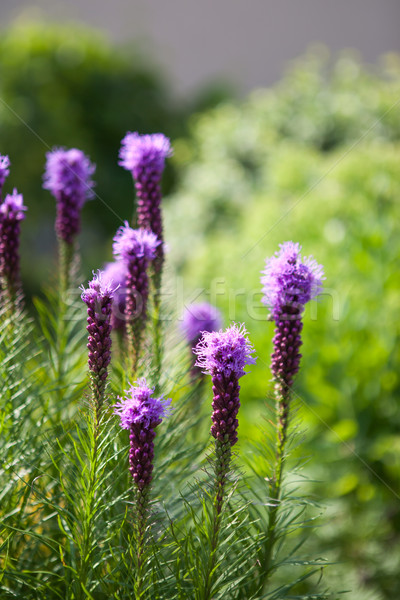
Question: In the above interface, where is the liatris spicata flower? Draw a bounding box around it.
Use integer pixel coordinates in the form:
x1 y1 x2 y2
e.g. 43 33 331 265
119 132 172 280
194 324 255 597
181 302 223 380
0 155 10 199
114 378 171 490
0 189 27 306
113 222 159 372
102 261 128 331
261 241 324 446
114 379 171 593
81 271 116 417
195 323 255 447
258 242 324 590
43 148 95 294
43 148 95 244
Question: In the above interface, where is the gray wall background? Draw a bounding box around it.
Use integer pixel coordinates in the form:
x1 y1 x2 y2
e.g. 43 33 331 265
1 0 399 95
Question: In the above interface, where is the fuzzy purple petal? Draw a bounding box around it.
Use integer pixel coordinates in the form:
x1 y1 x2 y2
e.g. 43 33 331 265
0 189 27 221
43 147 96 205
113 222 160 263
114 378 172 429
194 323 256 379
261 241 324 319
119 132 172 175
80 270 118 304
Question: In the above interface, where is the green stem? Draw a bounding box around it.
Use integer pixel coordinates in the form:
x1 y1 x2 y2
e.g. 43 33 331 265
55 238 75 407
134 485 150 599
59 238 74 299
152 299 163 384
126 321 140 377
259 389 291 593
202 437 231 600
76 378 105 599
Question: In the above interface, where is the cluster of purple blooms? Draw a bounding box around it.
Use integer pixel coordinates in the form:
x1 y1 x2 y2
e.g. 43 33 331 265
1 136 325 522
112 222 160 367
119 132 172 276
261 241 324 393
195 323 255 446
114 379 171 490
81 271 117 408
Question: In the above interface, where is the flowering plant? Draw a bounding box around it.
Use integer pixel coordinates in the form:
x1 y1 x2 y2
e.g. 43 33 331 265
0 134 329 600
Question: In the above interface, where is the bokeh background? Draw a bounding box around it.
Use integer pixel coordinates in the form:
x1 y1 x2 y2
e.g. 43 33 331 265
0 2 399 599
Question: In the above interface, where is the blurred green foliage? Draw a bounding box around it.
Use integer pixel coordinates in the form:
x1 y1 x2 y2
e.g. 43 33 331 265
165 51 400 599
0 21 181 293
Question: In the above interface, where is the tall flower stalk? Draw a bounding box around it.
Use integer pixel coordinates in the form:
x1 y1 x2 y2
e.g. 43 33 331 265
113 222 159 374
43 148 95 296
194 324 255 600
81 271 116 420
119 132 172 377
0 189 27 311
119 132 172 286
76 271 115 598
259 241 324 588
114 379 171 598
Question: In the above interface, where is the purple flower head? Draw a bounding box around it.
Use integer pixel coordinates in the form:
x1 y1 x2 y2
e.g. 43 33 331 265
194 323 256 379
80 269 118 305
261 241 324 320
102 261 128 330
0 155 10 194
119 132 172 178
43 148 95 244
43 148 96 206
113 222 160 264
114 378 172 430
0 189 27 221
181 302 223 346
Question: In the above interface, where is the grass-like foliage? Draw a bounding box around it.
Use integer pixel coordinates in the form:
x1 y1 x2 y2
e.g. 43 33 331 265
0 133 331 600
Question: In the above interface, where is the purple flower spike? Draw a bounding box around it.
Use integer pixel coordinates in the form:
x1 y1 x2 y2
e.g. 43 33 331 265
0 155 10 198
261 242 324 388
181 302 223 347
113 223 160 370
102 261 128 331
43 147 95 244
0 189 27 303
114 379 171 490
81 271 116 410
119 132 172 276
194 324 255 446
261 242 324 452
